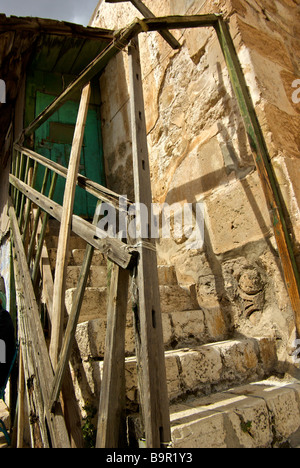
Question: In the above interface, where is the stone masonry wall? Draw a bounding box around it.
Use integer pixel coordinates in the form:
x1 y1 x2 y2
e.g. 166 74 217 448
91 0 300 369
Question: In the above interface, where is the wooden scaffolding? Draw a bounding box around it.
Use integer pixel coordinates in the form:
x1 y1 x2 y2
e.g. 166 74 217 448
6 3 300 448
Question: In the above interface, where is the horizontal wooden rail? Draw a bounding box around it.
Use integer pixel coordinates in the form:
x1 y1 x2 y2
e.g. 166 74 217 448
14 144 132 212
9 174 137 269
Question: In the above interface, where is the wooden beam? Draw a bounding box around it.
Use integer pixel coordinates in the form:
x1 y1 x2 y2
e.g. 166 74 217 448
138 14 219 30
128 36 171 448
16 347 25 448
215 18 300 335
49 203 101 412
14 144 133 212
9 200 70 448
40 243 54 323
0 15 114 40
50 83 91 368
106 0 181 49
26 168 50 265
21 160 38 243
32 173 58 286
96 263 129 448
36 220 84 448
15 282 49 447
18 156 31 227
9 174 135 269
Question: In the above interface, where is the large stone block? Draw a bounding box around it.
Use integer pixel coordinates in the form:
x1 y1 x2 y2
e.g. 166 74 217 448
235 17 294 71
178 345 223 389
171 381 300 448
263 102 300 160
65 287 107 323
214 339 259 382
159 285 199 313
170 310 205 346
171 409 226 448
205 172 272 255
223 395 271 448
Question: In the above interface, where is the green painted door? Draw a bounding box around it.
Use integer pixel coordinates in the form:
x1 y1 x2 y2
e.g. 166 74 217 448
34 92 105 218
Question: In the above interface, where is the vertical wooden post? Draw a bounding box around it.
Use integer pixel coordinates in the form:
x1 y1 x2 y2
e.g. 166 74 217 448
50 202 101 411
50 83 91 367
128 36 171 448
96 263 129 448
17 347 25 448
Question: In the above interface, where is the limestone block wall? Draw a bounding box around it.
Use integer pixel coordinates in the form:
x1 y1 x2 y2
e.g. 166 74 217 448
91 0 300 368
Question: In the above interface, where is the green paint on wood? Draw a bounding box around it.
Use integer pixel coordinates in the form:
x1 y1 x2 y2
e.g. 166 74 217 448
24 62 105 219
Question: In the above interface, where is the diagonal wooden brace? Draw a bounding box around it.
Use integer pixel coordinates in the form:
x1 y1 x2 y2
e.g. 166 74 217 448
106 0 181 49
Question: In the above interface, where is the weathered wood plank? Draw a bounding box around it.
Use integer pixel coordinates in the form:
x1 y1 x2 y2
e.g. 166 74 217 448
9 174 136 269
9 200 71 448
21 160 38 243
16 346 25 448
50 83 91 368
14 144 132 213
32 172 58 286
26 167 50 265
128 36 171 448
96 263 129 448
40 243 54 323
49 202 101 412
18 156 30 227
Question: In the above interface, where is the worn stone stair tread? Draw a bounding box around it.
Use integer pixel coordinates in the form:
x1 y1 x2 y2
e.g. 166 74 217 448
65 287 107 322
169 379 300 448
122 337 277 406
66 283 200 324
74 308 229 360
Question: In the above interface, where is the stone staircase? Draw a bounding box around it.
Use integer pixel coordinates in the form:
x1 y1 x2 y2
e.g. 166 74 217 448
45 221 300 448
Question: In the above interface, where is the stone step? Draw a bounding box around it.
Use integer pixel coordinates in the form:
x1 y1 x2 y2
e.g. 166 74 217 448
169 379 300 448
122 338 277 411
66 284 199 324
65 287 107 323
74 308 228 360
70 337 277 417
49 248 177 282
